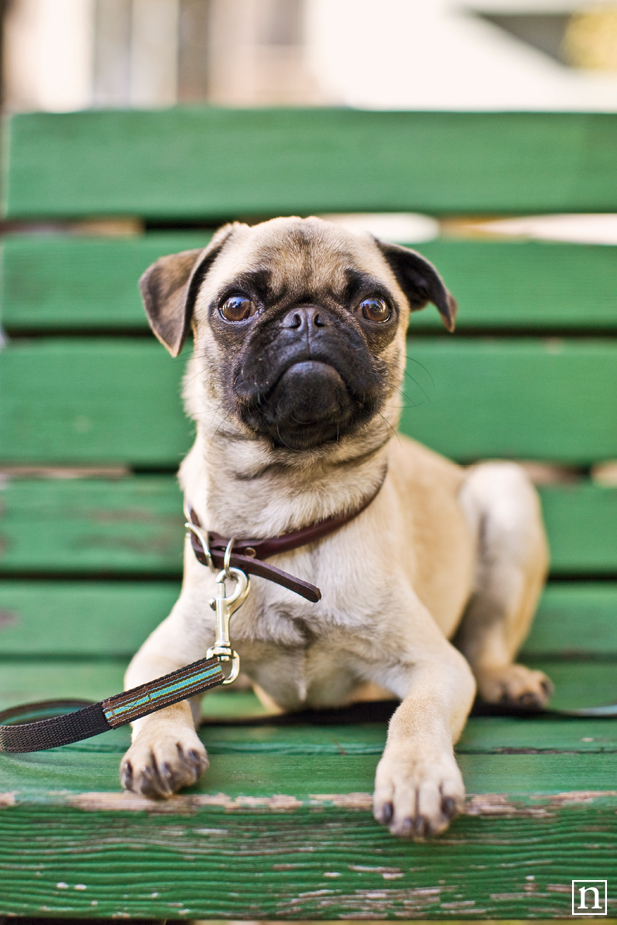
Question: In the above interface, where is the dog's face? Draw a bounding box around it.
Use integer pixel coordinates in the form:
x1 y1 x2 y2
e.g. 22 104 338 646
140 217 456 452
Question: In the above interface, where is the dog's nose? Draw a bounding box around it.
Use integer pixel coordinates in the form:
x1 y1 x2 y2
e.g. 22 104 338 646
281 305 330 331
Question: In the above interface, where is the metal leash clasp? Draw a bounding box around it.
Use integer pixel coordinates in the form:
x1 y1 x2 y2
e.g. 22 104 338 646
185 510 250 686
205 537 249 685
207 566 249 685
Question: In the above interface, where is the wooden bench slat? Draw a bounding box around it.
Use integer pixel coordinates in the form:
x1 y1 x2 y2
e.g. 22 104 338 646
6 110 617 219
0 233 210 331
1 754 616 918
3 235 617 333
198 710 617 755
400 339 617 463
0 581 180 657
3 338 617 465
0 340 192 468
1 580 615 658
524 582 617 656
419 239 617 331
1 477 616 577
540 483 617 574
0 476 184 575
0 659 616 747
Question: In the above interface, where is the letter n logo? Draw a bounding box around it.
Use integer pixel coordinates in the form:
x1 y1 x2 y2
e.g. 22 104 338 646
572 880 607 916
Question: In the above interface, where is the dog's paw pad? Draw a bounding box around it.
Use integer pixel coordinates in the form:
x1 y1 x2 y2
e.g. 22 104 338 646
478 664 553 710
373 749 465 840
120 732 208 799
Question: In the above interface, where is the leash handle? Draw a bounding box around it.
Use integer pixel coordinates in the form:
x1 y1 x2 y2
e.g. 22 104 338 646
0 656 224 753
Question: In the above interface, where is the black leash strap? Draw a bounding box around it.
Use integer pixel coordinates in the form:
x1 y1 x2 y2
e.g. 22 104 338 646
0 656 224 753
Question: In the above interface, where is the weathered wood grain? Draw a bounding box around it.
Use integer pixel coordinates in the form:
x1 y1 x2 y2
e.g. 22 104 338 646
1 580 616 658
1 476 616 576
0 760 616 918
3 338 617 465
5 110 617 218
3 235 617 333
0 476 184 575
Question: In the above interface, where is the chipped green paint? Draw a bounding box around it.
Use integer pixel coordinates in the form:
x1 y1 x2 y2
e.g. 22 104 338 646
0 779 616 918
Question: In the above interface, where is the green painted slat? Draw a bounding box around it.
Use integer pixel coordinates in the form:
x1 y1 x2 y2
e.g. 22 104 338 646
0 581 180 657
417 239 617 331
1 658 617 755
0 660 126 712
523 582 617 656
0 340 193 467
0 476 184 575
541 483 617 574
3 236 617 333
1 476 616 576
1 580 616 658
0 233 211 331
400 339 617 464
6 110 617 219
199 712 617 756
2 338 617 465
0 766 616 918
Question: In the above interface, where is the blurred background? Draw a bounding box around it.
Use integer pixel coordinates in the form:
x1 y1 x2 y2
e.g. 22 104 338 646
3 0 617 245
2 0 617 114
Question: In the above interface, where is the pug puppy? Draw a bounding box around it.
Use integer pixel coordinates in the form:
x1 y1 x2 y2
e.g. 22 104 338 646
121 217 551 838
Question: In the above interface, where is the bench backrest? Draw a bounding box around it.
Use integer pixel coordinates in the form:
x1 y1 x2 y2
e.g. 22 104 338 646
1 108 616 661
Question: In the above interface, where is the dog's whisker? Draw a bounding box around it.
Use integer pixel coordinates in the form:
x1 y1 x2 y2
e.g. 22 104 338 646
275 423 296 451
402 371 432 407
377 411 401 447
405 354 435 388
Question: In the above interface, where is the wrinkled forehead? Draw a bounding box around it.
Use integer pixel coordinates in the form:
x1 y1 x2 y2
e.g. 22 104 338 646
197 217 397 306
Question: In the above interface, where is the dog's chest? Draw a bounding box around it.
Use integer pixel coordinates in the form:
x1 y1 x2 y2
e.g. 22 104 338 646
228 589 382 711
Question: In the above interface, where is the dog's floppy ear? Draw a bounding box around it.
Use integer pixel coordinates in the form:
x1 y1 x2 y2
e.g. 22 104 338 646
375 239 457 332
139 224 237 356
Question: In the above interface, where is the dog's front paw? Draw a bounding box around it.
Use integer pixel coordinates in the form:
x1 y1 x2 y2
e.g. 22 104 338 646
476 663 553 709
120 728 208 799
373 746 465 839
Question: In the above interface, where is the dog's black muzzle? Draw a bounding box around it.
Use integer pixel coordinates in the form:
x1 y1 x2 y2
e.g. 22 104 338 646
232 304 386 450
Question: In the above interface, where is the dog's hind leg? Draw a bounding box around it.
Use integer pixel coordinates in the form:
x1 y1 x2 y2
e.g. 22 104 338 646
455 462 553 709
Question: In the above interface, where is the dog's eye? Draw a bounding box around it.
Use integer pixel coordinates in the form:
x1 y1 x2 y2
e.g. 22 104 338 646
220 296 255 322
359 298 391 323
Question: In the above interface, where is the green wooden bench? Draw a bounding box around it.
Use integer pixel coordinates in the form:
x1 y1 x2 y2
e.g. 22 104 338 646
1 109 617 920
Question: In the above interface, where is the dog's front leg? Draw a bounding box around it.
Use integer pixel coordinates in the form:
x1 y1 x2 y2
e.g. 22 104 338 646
120 603 211 798
372 641 475 839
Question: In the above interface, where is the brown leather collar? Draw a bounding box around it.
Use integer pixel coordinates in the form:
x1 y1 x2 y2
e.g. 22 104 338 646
186 470 387 603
